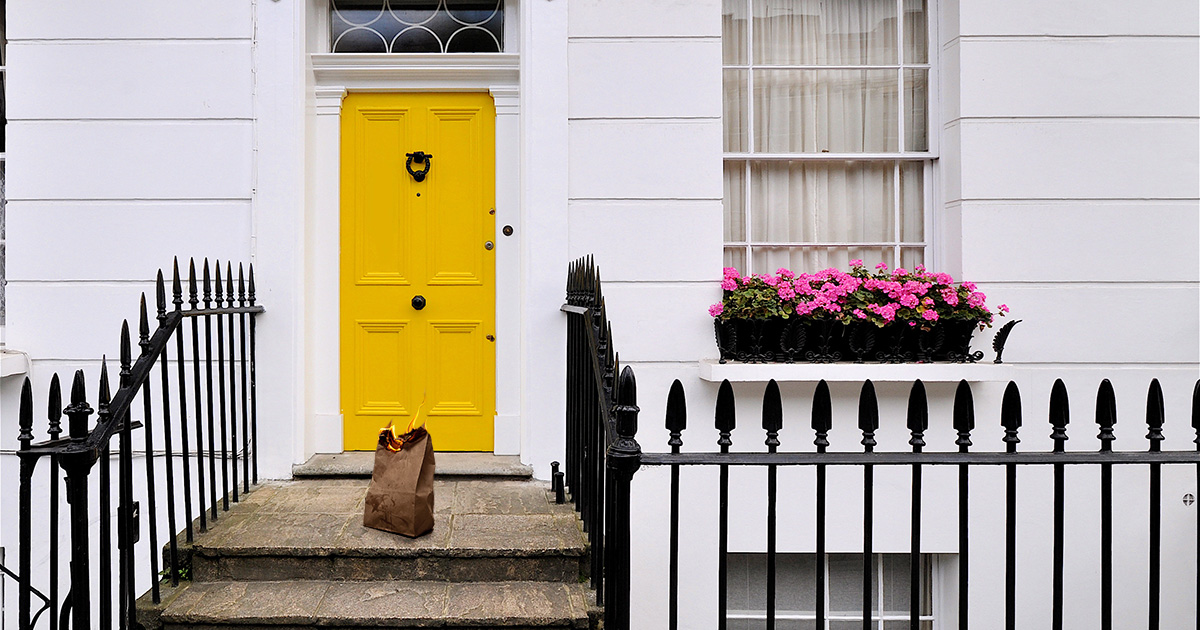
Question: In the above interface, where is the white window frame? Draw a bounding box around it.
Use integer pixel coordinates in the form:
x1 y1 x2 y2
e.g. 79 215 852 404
726 553 942 629
723 0 940 275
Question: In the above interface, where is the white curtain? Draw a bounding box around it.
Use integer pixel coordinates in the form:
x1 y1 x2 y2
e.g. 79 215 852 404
722 0 927 274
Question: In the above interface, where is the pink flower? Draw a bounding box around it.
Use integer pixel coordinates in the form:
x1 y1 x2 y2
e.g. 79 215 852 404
940 287 959 306
908 321 917 326
723 267 740 279
720 278 737 291
776 268 795 279
922 309 939 321
849 259 864 267
853 308 868 319
999 304 1010 314
875 262 889 271
900 294 919 308
922 297 935 306
893 268 909 277
762 275 779 287
777 285 796 300
708 303 724 317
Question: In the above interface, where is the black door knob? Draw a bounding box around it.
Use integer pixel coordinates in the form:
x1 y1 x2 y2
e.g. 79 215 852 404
411 295 426 310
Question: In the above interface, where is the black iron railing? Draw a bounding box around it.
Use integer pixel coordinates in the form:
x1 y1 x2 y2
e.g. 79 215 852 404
562 257 1200 630
14 258 262 630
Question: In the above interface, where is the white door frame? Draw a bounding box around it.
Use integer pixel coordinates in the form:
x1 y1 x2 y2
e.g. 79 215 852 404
306 52 521 455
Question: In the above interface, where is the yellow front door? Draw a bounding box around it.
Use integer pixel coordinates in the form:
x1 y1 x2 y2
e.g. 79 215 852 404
340 92 496 451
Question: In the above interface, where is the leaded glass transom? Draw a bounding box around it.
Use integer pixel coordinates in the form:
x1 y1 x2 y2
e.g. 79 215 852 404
331 0 504 53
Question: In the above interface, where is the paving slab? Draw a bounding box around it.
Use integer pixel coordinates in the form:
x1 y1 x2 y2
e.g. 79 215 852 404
294 452 534 479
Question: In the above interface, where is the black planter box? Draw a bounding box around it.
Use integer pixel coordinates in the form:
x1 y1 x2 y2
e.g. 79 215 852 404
714 317 984 364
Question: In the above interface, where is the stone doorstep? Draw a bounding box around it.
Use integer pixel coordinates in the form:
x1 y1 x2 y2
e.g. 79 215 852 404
294 453 534 479
142 580 591 629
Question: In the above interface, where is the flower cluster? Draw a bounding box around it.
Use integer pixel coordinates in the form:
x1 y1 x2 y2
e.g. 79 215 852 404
710 261 1007 329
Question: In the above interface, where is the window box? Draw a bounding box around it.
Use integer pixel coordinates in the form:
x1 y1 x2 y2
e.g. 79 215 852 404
714 317 986 365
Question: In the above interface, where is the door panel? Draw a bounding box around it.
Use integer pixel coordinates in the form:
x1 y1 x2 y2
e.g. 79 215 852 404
341 92 496 451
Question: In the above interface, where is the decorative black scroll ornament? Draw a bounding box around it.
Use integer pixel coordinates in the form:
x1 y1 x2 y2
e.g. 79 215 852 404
405 151 432 182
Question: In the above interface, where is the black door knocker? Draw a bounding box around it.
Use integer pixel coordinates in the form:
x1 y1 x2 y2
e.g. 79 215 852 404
405 151 432 182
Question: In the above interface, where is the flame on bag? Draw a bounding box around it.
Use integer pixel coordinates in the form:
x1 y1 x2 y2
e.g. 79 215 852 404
380 393 428 452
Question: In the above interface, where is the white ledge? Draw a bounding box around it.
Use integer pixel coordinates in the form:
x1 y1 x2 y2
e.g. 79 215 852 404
311 53 519 86
699 358 1018 383
1 349 31 378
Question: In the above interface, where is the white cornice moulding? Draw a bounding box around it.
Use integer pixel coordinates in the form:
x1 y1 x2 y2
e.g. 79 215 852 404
311 53 520 88
313 86 348 116
699 358 1018 383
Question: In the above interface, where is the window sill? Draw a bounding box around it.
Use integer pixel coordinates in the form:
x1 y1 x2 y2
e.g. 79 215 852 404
699 358 1017 383
1 349 30 378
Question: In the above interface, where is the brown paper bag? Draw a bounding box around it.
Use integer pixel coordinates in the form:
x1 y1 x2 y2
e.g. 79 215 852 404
363 424 436 537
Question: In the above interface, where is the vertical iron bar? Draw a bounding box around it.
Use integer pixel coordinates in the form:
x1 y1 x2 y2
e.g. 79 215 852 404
1146 379 1164 630
226 263 239 503
17 379 34 630
1001 382 1022 630
190 260 208 532
1096 380 1117 630
860 380 879 630
47 375 63 630
215 263 230 511
119 321 135 630
666 380 687 630
715 379 735 630
158 271 182 584
239 264 251 493
907 380 928 630
1191 379 1200 630
203 260 218 519
62 371 94 630
98 363 113 630
1049 380 1069 630
139 298 162 604
954 380 975 630
608 366 640 630
813 380 832 630
249 264 258 484
762 380 782 630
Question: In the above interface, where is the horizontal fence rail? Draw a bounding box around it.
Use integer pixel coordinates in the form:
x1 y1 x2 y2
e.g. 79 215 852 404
15 258 263 630
563 255 1200 630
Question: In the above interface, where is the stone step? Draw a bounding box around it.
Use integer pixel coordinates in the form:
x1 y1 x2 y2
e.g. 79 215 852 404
146 580 591 629
293 452 534 479
184 479 587 583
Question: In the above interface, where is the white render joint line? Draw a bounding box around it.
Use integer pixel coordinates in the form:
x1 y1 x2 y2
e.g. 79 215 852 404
971 280 1198 288
566 35 722 43
955 115 1200 122
567 116 722 122
10 118 255 123
5 197 255 204
568 197 723 202
957 34 1200 41
8 37 254 44
5 279 175 285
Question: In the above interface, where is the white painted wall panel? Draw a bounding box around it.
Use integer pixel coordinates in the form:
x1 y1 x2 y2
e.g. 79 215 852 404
5 202 252 281
7 1 253 40
8 41 254 120
958 120 1200 200
568 120 723 199
960 202 1200 282
958 0 1199 36
7 122 253 200
976 284 1200 363
568 201 723 281
5 282 157 359
568 39 722 119
959 38 1200 118
600 283 721 362
568 0 721 38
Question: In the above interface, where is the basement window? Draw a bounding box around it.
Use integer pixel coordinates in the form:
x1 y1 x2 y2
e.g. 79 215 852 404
727 553 935 629
331 0 504 53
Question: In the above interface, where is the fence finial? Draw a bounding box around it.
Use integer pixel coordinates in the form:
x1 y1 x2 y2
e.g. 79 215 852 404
907 380 928 450
812 379 832 450
1096 379 1116 452
1192 380 1200 447
156 269 168 321
1001 381 1022 451
188 258 199 308
762 380 782 452
1146 379 1164 452
19 378 34 450
238 264 247 306
173 257 184 311
48 373 63 440
226 261 235 306
858 380 878 451
716 379 735 450
666 380 687 451
66 369 93 440
614 365 640 441
202 258 213 307
98 357 111 407
248 263 257 306
139 294 151 351
1049 379 1069 453
953 380 975 450
120 320 133 386
214 261 224 307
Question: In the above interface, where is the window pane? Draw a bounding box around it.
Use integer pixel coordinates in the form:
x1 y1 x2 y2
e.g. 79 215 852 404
904 69 928 152
776 554 818 615
899 161 923 241
331 0 503 53
753 246 894 275
750 162 896 243
727 553 759 611
900 247 924 270
755 70 899 153
725 247 748 273
725 69 749 152
880 554 911 615
903 0 928 63
753 0 898 65
723 0 749 65
725 162 747 242
828 553 875 614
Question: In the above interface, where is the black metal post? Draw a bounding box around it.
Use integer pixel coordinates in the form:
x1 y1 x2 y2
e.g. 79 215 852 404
606 366 641 630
